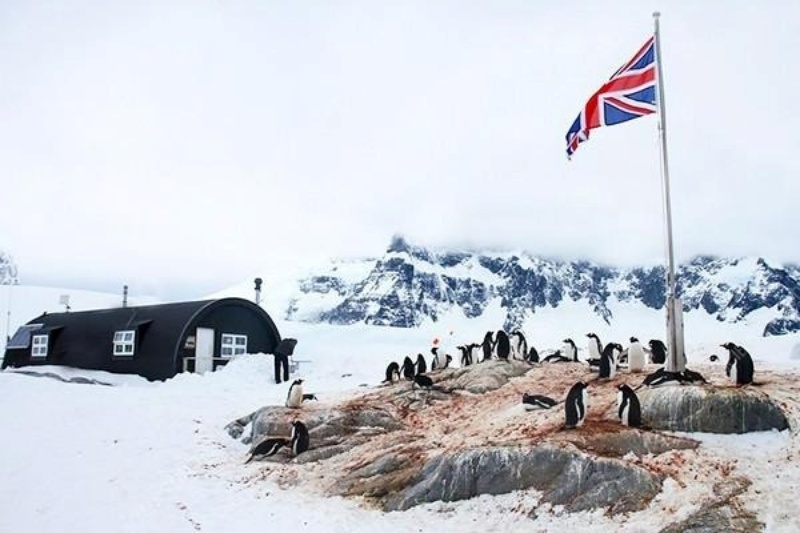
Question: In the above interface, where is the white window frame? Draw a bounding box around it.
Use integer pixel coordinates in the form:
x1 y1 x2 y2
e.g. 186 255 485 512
220 333 248 358
113 330 136 356
31 334 48 358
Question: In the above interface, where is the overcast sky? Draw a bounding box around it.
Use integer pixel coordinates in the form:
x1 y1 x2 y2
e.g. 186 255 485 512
1 1 798 299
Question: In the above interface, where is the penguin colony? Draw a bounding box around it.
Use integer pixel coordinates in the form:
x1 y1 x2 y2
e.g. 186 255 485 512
250 328 753 463
379 327 749 431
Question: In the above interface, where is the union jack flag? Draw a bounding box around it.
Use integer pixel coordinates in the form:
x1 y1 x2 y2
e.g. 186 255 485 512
565 36 658 158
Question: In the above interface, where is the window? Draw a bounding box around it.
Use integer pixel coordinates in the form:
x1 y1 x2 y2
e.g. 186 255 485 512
7 324 43 349
31 334 48 358
220 334 247 357
113 330 136 356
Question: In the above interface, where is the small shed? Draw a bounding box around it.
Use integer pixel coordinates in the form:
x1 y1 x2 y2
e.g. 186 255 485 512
1 297 281 381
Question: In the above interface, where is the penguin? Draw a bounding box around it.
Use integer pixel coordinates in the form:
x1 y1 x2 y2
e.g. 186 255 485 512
245 437 289 463
402 356 416 380
564 381 589 429
563 338 579 362
286 379 304 408
648 339 667 365
709 354 719 362
635 367 682 390
415 353 427 375
510 330 529 360
495 330 511 361
598 343 622 379
383 362 401 383
458 345 471 367
627 337 646 373
430 347 441 371
522 393 558 410
412 373 434 390
617 384 641 427
542 349 571 363
444 354 453 369
290 420 310 456
722 342 754 386
481 331 495 362
526 345 540 364
681 368 709 385
587 333 602 361
470 343 482 364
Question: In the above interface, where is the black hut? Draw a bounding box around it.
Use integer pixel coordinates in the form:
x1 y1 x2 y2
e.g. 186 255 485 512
2 297 281 381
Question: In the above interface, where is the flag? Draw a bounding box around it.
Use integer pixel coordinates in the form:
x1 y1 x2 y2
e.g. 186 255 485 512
565 36 657 158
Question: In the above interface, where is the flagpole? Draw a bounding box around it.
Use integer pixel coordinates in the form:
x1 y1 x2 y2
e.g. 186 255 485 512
653 12 685 373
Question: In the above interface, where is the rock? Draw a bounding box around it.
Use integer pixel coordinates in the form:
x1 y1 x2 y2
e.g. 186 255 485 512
226 405 405 461
638 386 789 434
566 427 699 458
659 477 762 533
378 443 661 514
435 360 533 394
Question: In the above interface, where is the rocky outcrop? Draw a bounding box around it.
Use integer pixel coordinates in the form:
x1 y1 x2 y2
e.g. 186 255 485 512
638 386 790 434
659 477 763 533
362 444 663 514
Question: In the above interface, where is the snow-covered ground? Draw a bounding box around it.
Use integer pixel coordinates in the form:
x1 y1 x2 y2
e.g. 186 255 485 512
1 316 800 532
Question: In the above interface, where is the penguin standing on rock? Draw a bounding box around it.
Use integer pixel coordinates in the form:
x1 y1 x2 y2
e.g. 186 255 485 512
617 384 642 427
722 342 754 386
627 337 646 373
402 356 416 380
564 382 589 429
526 345 540 364
415 353 427 375
648 339 667 365
412 374 434 390
430 347 441 371
481 331 495 362
511 330 528 360
563 338 579 362
290 420 310 456
495 330 511 361
598 343 622 379
285 379 305 408
383 362 401 384
458 346 472 367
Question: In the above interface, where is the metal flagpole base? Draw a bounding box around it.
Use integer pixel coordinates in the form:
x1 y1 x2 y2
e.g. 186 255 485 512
666 296 686 373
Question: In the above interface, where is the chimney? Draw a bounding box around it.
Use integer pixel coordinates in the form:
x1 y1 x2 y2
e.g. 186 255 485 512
254 277 263 305
123 285 129 308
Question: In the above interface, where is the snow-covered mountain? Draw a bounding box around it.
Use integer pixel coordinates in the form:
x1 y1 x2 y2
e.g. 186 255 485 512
0 250 18 285
269 236 800 337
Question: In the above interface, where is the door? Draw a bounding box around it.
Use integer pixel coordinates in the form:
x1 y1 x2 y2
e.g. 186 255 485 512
195 327 215 374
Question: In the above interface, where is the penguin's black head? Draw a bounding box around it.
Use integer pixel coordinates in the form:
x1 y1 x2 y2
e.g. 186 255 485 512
721 342 736 351
709 354 719 362
575 381 588 390
617 383 629 391
630 336 639 343
586 333 596 338
563 338 573 344
614 343 624 352
292 379 303 386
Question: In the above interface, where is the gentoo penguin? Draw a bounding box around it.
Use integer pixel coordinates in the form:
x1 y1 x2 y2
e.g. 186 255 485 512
522 393 558 410
722 342 754 386
290 420 310 456
510 330 529 360
682 368 709 385
709 354 719 362
415 353 427 375
564 382 589 429
617 384 642 427
627 337 646 373
402 356 416 380
430 347 441 371
495 330 511 361
648 339 667 365
543 349 571 363
481 331 495 362
587 333 602 361
635 368 681 390
412 374 434 390
444 354 453 369
383 362 401 383
245 436 288 463
526 345 540 364
470 343 482 364
285 379 305 408
458 345 471 367
598 343 622 379
563 338 579 362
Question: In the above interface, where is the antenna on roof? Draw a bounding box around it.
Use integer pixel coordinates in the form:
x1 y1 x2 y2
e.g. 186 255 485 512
59 294 71 313
254 278 263 306
123 285 129 308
